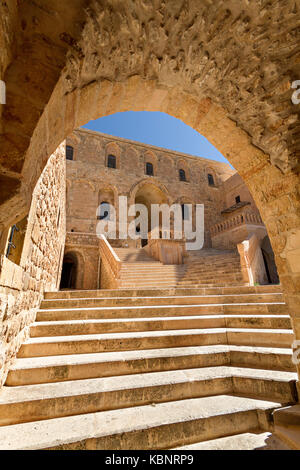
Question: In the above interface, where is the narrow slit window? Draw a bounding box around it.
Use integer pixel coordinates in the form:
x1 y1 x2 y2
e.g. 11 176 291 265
208 174 214 186
66 145 74 160
107 155 116 169
179 169 186 181
146 162 154 176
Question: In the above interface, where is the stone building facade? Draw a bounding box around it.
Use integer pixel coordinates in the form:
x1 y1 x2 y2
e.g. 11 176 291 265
62 128 270 290
0 1 299 447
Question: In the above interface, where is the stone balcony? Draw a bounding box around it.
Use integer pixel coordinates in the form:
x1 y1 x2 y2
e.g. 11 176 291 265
210 211 267 250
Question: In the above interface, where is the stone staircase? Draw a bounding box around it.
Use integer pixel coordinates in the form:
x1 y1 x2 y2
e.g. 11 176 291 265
115 247 245 288
0 284 297 450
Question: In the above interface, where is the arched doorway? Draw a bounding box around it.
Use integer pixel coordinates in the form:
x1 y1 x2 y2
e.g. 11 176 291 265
134 181 169 247
60 253 78 289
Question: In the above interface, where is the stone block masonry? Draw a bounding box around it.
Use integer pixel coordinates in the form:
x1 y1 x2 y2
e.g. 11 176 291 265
0 144 66 387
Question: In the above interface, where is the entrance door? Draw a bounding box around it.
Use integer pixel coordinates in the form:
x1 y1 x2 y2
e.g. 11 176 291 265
60 254 77 289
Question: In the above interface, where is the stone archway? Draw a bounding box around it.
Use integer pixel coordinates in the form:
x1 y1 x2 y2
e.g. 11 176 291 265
130 180 169 246
0 1 299 386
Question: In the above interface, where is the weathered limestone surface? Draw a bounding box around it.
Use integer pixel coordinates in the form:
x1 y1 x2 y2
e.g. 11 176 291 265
1 0 299 218
0 145 66 386
64 128 233 262
0 0 299 403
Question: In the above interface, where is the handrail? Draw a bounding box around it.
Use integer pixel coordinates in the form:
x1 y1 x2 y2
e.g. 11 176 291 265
210 211 263 237
99 234 121 280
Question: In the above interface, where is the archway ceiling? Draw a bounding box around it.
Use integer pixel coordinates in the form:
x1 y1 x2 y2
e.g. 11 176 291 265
0 0 299 210
0 0 89 202
135 183 168 205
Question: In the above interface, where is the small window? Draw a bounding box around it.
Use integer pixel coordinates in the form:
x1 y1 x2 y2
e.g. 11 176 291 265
107 155 116 169
208 174 214 186
146 162 154 176
179 169 186 181
97 201 110 220
235 196 241 204
181 204 189 220
66 145 74 160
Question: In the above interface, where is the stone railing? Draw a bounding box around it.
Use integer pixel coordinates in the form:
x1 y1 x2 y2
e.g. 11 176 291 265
210 212 263 237
99 234 122 286
237 233 268 285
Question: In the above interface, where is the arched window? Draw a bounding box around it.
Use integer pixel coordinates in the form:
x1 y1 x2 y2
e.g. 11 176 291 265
179 169 186 181
97 201 110 220
107 154 116 169
66 145 74 160
145 162 154 176
208 173 215 186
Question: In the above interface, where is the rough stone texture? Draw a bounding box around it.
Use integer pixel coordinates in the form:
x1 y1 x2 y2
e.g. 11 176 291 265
0 0 89 206
0 145 66 386
0 0 299 394
64 232 99 290
1 0 299 220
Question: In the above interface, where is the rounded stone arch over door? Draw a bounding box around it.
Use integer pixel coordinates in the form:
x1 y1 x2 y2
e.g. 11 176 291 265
172 196 201 248
129 178 171 207
0 1 299 383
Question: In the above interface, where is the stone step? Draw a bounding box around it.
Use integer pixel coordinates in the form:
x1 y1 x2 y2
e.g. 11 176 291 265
36 302 287 321
174 432 291 450
177 275 244 283
0 367 297 427
273 426 300 450
44 285 282 299
40 292 284 309
17 329 229 357
0 395 282 450
120 262 164 267
179 272 243 279
30 315 291 337
6 345 296 386
120 278 244 286
119 283 244 289
18 328 294 359
120 265 242 272
226 328 293 348
180 273 244 279
118 279 241 285
273 405 300 449
120 271 243 278
119 273 243 281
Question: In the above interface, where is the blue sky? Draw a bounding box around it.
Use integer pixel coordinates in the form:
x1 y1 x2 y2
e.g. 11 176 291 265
82 111 233 167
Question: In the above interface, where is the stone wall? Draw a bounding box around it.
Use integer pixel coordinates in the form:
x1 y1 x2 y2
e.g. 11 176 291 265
64 232 99 290
0 0 299 386
63 128 238 288
66 128 234 239
0 144 66 387
221 173 261 215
